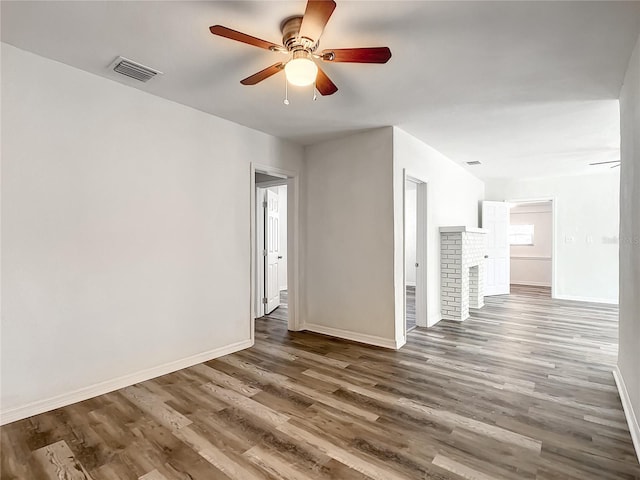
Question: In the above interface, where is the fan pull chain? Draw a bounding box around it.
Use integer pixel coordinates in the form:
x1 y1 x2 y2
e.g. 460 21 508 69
313 79 317 101
283 77 290 105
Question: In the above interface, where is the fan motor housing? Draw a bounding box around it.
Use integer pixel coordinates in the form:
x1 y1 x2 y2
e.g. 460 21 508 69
281 16 317 52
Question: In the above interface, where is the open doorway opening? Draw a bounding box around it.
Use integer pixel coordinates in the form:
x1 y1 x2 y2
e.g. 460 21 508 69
405 180 418 331
251 163 300 340
482 198 556 300
509 200 554 298
404 174 427 335
255 173 288 323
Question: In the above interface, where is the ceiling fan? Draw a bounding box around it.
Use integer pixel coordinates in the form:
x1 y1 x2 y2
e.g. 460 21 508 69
590 160 621 169
209 0 392 97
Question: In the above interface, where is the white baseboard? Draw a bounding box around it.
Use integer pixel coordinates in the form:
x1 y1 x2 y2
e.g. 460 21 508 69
427 314 442 327
613 366 640 463
511 281 551 287
0 339 253 426
302 323 399 349
554 294 618 305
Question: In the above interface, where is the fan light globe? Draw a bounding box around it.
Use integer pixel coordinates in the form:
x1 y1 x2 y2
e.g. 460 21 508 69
285 55 318 87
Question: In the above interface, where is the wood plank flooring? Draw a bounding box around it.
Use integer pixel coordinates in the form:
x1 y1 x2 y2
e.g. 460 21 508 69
261 290 288 323
2 286 638 479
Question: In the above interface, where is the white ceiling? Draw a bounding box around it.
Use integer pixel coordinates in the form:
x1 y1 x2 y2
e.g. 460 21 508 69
2 1 639 179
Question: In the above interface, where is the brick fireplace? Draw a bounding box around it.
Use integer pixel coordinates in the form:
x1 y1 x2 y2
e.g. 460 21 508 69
440 226 488 321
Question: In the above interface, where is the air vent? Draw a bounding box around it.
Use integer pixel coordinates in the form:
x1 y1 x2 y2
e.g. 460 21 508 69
110 56 162 82
466 161 482 165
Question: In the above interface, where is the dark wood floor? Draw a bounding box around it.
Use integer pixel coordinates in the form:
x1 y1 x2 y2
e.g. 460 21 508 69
2 286 638 479
261 290 289 323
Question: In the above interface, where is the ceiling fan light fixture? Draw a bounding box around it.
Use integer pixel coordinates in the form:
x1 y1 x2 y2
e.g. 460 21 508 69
285 51 318 86
210 0 390 96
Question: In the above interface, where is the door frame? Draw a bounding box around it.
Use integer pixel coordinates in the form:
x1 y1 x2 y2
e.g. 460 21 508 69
507 196 557 298
250 163 300 340
255 186 285 317
403 170 428 335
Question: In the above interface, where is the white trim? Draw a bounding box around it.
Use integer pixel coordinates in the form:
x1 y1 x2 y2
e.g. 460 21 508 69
303 323 401 349
250 167 258 341
554 294 618 305
613 366 640 463
0 339 252 426
255 187 266 318
415 180 428 329
427 314 442 327
511 281 552 287
405 281 416 287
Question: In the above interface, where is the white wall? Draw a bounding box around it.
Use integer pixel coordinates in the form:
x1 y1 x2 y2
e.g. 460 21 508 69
393 127 485 336
510 202 552 286
303 127 485 348
0 44 304 421
618 33 640 457
278 185 288 291
302 128 397 347
485 173 619 303
405 181 417 286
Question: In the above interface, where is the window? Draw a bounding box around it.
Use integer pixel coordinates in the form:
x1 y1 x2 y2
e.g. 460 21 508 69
509 224 534 245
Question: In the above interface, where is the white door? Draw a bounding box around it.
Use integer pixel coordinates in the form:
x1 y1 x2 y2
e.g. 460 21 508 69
482 201 510 295
265 189 281 314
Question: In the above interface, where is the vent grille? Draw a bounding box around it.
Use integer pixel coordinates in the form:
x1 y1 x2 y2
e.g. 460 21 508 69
466 161 482 165
111 57 162 83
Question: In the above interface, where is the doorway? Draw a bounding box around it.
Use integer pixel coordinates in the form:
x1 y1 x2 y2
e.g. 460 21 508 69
256 174 287 322
508 200 554 298
482 198 556 300
405 180 418 331
404 174 427 335
251 164 300 338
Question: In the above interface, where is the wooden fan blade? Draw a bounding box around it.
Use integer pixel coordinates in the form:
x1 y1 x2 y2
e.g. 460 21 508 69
299 0 336 41
210 25 282 51
240 63 284 85
321 47 392 63
315 65 338 96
